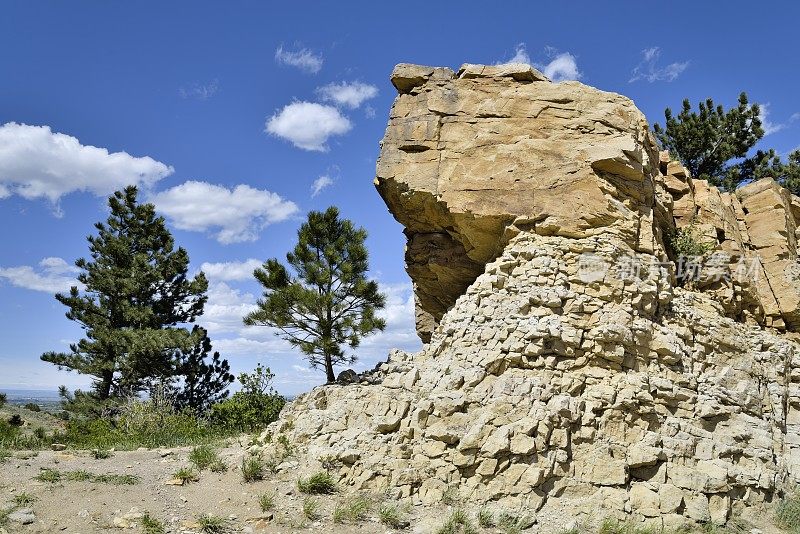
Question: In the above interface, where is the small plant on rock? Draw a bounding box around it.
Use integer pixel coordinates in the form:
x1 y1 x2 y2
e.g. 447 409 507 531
258 492 275 512
777 491 800 531
332 494 370 523
477 507 495 528
13 492 36 506
197 514 228 534
141 512 166 534
297 471 336 494
173 466 198 484
302 497 320 520
189 445 220 471
379 503 404 529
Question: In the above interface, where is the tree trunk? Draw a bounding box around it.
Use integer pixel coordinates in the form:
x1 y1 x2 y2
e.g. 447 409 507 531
324 353 335 384
98 369 113 399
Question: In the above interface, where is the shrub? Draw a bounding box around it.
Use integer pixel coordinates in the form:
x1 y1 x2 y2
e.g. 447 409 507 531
668 223 714 259
13 492 36 506
210 365 285 432
477 508 494 528
436 509 477 534
24 403 41 412
777 491 800 530
173 467 198 484
241 455 265 482
189 445 220 471
0 392 6 408
333 495 370 523
379 504 404 528
92 449 112 459
141 512 166 534
197 514 228 533
8 414 23 427
209 459 228 473
35 468 61 483
297 471 336 494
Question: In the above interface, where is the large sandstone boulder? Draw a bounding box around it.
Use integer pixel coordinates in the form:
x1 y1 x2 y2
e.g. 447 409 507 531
259 64 800 531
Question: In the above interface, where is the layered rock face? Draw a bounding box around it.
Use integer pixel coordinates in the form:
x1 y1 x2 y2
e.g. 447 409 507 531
262 64 800 530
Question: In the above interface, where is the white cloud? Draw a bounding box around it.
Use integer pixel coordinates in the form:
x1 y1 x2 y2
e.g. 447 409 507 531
540 52 581 82
364 105 376 119
498 44 581 82
151 181 299 244
199 281 258 335
311 175 334 197
316 81 378 109
0 257 82 293
179 79 219 100
759 103 785 136
275 45 323 74
265 102 352 152
791 112 800 122
629 47 689 83
498 43 531 65
0 122 173 204
200 259 263 282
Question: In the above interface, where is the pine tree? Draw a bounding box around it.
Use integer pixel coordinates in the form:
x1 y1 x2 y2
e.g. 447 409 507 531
653 92 764 191
172 326 234 413
244 207 386 383
42 186 208 405
737 149 800 194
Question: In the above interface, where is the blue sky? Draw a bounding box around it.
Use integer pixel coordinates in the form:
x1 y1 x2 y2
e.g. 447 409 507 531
1 1 798 395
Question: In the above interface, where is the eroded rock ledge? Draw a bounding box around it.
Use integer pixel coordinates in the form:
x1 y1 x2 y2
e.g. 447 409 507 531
259 64 800 531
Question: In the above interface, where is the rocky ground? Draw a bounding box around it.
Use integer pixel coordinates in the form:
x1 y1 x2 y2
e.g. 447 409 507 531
0 440 432 534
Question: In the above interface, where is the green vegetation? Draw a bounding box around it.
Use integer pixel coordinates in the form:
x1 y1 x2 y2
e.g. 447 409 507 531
435 509 477 534
777 490 800 531
653 93 763 192
379 503 405 529
477 507 494 528
141 512 166 534
197 514 228 533
297 471 336 494
0 392 6 408
244 206 386 383
92 448 112 459
210 364 285 432
258 492 275 512
668 223 714 259
332 495 370 523
35 467 138 485
241 454 266 482
189 445 220 471
173 466 198 484
172 326 234 413
302 497 320 520
23 403 41 412
12 492 36 506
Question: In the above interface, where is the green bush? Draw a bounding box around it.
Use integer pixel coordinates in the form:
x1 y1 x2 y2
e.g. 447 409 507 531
241 454 266 482
297 471 336 494
776 491 800 530
24 403 41 412
668 223 714 259
0 393 6 408
210 365 285 432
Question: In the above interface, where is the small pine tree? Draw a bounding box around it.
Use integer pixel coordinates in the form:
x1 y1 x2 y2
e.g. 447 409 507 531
172 326 234 413
653 92 763 191
42 186 208 407
736 149 800 195
244 207 386 383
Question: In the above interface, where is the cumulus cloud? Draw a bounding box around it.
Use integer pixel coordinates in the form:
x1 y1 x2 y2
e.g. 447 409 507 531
316 81 378 109
0 122 173 205
629 47 689 83
498 44 581 82
0 257 82 293
791 112 800 122
151 181 298 244
265 102 352 151
200 259 263 282
311 175 334 197
275 45 323 74
198 281 259 335
179 79 219 100
759 103 786 136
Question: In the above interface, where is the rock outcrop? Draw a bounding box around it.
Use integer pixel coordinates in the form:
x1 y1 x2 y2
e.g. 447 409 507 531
260 64 800 530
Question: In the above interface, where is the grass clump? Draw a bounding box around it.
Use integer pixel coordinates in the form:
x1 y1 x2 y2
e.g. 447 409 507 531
197 513 228 533
141 512 166 534
332 495 370 523
91 448 112 459
12 492 36 506
777 491 800 531
598 518 660 534
258 492 275 512
379 503 405 529
173 466 198 484
35 468 62 483
436 509 477 534
477 507 495 528
497 510 533 534
441 485 460 506
189 445 220 471
297 471 336 494
302 497 320 520
241 454 265 482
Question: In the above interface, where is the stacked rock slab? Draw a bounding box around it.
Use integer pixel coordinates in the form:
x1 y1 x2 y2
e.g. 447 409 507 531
261 64 800 530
